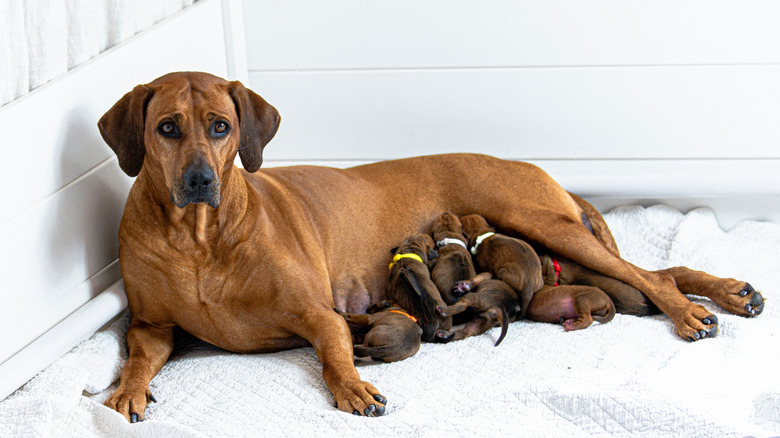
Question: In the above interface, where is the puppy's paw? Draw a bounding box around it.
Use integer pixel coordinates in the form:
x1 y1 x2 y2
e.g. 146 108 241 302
334 381 387 417
452 281 475 296
434 329 456 343
104 386 157 423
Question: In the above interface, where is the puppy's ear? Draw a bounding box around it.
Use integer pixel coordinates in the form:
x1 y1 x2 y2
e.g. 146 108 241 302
228 81 281 173
98 85 154 177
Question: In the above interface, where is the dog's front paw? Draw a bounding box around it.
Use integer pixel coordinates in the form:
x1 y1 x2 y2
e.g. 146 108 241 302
334 381 387 417
104 386 157 423
673 304 719 342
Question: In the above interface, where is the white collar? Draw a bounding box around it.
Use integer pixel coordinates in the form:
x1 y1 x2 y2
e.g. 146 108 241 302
436 238 468 250
470 232 495 255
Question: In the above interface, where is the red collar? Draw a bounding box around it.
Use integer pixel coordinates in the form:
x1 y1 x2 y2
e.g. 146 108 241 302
552 257 561 286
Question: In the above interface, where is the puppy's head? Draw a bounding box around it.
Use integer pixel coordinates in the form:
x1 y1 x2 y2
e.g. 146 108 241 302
393 234 438 267
459 214 493 240
98 71 280 209
430 212 466 242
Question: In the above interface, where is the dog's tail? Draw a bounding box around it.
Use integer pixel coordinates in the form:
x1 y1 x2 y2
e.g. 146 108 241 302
593 296 617 324
494 307 510 347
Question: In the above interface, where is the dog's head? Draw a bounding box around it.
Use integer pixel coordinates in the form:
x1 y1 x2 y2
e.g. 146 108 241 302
98 71 280 208
430 212 467 242
459 214 493 241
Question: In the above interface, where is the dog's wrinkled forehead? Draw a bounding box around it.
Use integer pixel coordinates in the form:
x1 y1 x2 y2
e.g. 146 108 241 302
146 73 237 125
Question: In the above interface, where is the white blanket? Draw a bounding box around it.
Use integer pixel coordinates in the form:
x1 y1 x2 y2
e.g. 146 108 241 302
1 205 778 437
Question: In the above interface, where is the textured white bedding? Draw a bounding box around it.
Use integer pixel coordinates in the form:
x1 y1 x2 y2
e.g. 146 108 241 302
1 205 778 437
0 0 195 107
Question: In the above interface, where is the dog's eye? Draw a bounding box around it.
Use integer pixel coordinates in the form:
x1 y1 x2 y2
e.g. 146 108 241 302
211 121 230 137
158 122 180 138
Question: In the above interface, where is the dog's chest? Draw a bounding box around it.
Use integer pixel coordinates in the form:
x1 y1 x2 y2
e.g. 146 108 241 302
154 256 288 351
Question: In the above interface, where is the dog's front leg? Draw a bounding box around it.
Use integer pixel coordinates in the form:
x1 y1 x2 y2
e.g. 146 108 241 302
300 309 387 416
104 319 174 422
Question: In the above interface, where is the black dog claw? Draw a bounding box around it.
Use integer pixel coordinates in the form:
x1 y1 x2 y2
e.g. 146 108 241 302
373 394 387 405
130 414 138 423
352 410 360 416
376 405 386 416
149 394 157 403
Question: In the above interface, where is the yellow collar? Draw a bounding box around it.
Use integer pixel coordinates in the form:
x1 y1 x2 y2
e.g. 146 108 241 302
388 253 424 270
388 309 418 323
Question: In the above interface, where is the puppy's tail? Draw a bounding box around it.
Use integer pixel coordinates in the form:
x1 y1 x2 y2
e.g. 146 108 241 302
494 307 510 347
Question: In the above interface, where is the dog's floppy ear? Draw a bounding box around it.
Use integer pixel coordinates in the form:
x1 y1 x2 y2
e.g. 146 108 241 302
228 81 281 173
98 85 154 177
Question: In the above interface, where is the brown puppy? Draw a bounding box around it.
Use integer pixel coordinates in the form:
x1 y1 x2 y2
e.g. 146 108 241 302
429 213 476 305
457 214 544 316
99 71 763 422
540 254 659 316
386 234 452 342
336 302 422 363
526 285 616 331
441 274 520 346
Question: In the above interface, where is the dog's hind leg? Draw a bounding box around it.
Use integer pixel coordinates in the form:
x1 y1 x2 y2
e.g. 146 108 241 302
657 266 764 317
492 210 719 341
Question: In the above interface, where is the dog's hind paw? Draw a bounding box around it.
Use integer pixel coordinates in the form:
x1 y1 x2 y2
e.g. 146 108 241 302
675 305 719 342
707 281 765 317
739 283 765 316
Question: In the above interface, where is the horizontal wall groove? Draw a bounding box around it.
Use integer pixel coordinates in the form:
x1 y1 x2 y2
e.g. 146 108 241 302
250 62 780 75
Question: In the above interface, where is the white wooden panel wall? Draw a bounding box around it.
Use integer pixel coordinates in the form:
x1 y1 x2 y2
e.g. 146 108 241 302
243 0 780 227
0 0 231 389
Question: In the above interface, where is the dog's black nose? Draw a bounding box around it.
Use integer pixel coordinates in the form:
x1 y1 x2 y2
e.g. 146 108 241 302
184 161 214 190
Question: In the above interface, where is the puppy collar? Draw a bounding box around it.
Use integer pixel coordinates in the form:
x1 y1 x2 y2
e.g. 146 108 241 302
470 232 495 255
389 253 424 270
389 309 418 323
435 238 467 250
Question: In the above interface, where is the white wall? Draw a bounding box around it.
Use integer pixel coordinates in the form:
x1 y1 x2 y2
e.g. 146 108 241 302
242 0 780 227
0 0 233 399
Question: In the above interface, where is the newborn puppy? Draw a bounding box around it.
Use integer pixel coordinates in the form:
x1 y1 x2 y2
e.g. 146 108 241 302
457 214 544 316
335 301 423 362
387 234 453 342
526 284 616 331
429 213 476 305
540 254 660 316
441 274 521 346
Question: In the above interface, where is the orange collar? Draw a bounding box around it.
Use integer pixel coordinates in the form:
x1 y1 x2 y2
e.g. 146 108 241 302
389 309 418 323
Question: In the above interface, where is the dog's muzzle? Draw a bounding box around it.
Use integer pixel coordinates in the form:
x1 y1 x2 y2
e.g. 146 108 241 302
172 157 221 208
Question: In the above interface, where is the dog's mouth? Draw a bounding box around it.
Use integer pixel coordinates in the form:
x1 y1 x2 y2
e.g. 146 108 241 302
170 179 221 209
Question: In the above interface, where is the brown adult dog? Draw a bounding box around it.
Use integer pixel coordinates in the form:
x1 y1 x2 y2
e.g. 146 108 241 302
457 214 544 316
526 285 616 331
429 213 476 304
336 302 422 363
441 274 521 346
98 71 764 422
386 234 452 342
